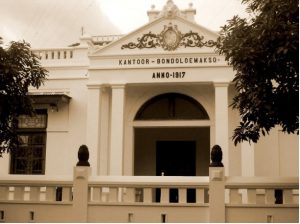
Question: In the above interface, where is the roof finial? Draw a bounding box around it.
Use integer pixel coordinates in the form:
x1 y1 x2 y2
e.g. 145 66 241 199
81 26 84 36
160 0 181 19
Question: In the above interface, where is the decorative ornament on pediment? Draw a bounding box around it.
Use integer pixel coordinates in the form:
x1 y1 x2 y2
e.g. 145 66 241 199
159 0 182 19
121 23 216 51
160 24 181 51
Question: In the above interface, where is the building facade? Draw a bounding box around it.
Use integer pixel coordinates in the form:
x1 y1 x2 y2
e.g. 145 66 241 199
1 0 298 179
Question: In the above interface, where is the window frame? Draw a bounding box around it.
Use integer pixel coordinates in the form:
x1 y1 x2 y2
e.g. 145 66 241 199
10 110 47 175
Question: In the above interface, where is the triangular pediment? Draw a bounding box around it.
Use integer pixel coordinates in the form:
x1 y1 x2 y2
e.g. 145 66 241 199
91 15 219 57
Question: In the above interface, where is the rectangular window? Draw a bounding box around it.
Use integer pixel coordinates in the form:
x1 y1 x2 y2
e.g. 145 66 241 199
10 110 47 175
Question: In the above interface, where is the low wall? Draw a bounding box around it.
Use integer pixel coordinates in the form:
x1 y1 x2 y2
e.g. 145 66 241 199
226 205 299 223
0 202 73 222
88 204 209 222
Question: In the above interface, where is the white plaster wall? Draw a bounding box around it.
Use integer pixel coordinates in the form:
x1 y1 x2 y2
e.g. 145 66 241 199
278 132 299 176
39 45 90 175
226 207 298 223
89 67 234 84
0 204 73 222
88 205 209 223
44 79 88 175
255 126 299 177
228 84 242 176
0 153 10 175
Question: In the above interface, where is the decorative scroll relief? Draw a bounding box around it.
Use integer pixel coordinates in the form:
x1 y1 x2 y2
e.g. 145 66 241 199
18 114 47 129
121 23 216 51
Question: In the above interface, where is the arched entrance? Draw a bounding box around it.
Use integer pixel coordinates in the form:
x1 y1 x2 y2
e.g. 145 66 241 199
133 93 210 177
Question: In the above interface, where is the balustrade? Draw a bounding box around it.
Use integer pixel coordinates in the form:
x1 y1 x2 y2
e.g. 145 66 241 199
226 176 299 206
0 176 297 207
0 178 73 203
88 176 209 205
0 174 298 222
33 49 74 61
92 34 123 44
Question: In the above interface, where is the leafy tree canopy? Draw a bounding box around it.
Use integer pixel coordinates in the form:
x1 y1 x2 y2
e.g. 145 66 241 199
0 38 48 156
216 0 299 145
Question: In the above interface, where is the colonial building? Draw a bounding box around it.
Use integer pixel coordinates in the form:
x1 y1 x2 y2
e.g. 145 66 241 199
1 0 298 179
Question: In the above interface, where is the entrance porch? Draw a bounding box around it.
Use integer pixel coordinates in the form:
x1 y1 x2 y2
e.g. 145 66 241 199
0 147 298 222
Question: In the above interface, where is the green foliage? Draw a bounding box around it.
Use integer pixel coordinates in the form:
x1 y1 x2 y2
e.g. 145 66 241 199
216 0 299 145
0 38 48 156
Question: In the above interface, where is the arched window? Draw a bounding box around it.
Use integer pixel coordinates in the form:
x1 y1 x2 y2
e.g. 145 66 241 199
135 93 209 120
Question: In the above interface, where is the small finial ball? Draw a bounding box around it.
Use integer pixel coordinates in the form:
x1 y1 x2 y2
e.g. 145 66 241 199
210 145 224 167
76 145 90 166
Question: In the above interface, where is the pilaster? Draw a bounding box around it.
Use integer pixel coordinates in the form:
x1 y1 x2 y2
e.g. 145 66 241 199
109 84 126 175
214 82 229 175
86 84 102 173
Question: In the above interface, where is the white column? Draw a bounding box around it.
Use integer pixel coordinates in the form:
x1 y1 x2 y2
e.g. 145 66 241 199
99 87 110 175
241 142 255 176
214 82 229 175
86 84 101 174
109 84 125 175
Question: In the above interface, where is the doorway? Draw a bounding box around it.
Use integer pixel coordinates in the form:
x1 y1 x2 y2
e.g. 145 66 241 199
156 141 196 176
134 127 210 176
156 140 196 203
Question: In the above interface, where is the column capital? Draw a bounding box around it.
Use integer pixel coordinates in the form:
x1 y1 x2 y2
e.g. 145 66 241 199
213 82 230 88
86 83 108 89
110 83 126 89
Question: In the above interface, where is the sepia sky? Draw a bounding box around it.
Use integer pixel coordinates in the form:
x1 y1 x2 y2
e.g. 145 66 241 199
99 0 248 33
0 0 247 48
